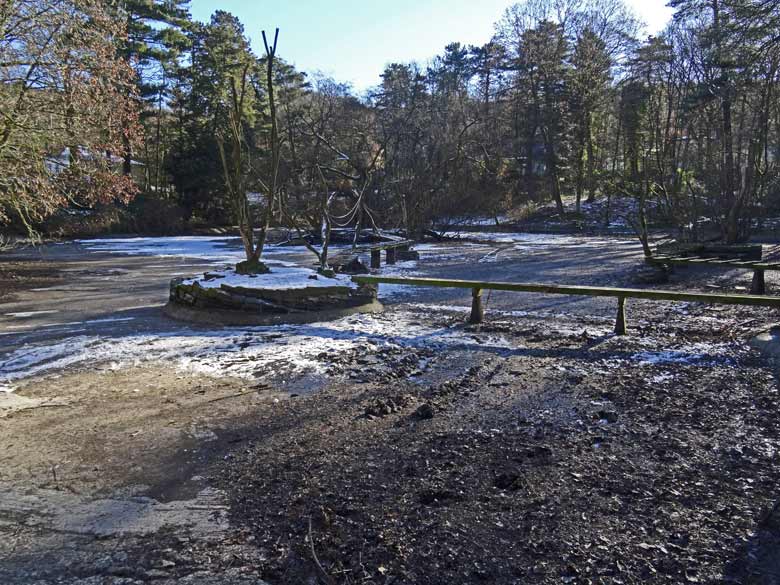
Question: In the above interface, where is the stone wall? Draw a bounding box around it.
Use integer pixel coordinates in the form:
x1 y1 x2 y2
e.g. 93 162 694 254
169 278 378 315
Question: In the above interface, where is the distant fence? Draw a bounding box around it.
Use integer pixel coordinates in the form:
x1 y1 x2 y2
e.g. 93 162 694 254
649 254 780 295
352 275 780 335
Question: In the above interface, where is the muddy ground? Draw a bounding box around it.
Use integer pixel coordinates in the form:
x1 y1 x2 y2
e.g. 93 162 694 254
1 236 780 584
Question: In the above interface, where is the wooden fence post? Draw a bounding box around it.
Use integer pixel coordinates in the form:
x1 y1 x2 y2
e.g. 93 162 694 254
386 247 397 265
615 296 627 335
751 269 766 295
470 288 484 324
370 249 381 269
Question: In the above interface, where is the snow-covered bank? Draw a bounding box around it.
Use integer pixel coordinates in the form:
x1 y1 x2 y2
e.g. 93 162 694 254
183 266 356 291
0 310 513 393
0 299 747 395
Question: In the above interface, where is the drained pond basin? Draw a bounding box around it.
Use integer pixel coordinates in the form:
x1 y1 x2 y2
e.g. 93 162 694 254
1 234 779 584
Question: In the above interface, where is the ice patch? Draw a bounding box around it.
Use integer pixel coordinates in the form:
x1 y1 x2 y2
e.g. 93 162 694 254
5 310 59 318
77 236 244 264
410 304 470 313
84 317 137 325
479 249 501 263
634 350 704 365
77 236 358 266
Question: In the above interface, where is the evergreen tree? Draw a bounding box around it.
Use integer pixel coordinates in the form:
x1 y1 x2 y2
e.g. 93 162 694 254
112 0 191 178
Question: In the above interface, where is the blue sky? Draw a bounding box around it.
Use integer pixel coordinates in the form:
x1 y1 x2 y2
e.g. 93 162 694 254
189 0 675 92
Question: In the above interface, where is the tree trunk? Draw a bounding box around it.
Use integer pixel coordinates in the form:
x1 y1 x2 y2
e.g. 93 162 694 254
574 139 585 214
585 112 596 203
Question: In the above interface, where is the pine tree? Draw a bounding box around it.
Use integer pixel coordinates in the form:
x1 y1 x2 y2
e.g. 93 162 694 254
570 28 611 210
112 0 191 178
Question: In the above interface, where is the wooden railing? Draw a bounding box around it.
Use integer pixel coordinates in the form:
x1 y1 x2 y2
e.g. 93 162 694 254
330 240 416 269
362 240 415 268
352 275 780 335
649 254 780 295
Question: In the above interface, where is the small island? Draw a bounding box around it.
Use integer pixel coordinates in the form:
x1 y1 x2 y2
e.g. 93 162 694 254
167 264 381 325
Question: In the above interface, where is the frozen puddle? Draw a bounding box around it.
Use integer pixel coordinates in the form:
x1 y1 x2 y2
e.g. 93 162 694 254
77 236 355 265
442 232 638 249
77 236 245 264
0 486 228 537
0 311 514 392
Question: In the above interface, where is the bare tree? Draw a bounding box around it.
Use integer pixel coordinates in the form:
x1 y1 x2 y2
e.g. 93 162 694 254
216 28 282 274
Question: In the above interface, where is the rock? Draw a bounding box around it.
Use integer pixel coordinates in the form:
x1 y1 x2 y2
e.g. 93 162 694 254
318 267 336 278
365 395 411 417
419 489 457 506
597 410 619 423
524 446 553 462
633 263 670 284
366 399 395 417
415 403 434 420
338 257 370 275
235 258 270 275
494 472 521 491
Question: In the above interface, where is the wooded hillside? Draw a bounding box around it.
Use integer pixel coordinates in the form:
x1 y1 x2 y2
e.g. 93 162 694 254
1 0 779 244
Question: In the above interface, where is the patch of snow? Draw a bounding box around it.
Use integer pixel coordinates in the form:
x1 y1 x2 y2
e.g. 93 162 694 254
633 350 702 365
651 373 675 384
410 304 470 314
0 311 515 391
501 308 615 325
184 266 356 290
630 342 734 366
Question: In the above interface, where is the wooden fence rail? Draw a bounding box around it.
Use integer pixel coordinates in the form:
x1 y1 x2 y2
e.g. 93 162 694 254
648 254 780 295
352 275 780 335
363 240 415 268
